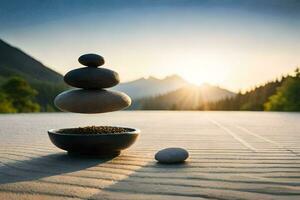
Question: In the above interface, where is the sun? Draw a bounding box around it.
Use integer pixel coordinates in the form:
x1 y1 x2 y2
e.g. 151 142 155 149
179 66 229 86
184 75 205 86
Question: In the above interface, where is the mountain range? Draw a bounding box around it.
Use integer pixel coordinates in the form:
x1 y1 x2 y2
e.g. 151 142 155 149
113 75 235 109
0 39 63 83
0 39 67 111
0 39 236 111
114 75 235 100
112 75 188 99
134 83 235 110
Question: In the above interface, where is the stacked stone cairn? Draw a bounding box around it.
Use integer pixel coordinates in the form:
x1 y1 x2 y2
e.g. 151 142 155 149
54 54 131 113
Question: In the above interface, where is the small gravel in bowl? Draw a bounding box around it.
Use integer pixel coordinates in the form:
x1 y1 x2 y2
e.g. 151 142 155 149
58 126 133 134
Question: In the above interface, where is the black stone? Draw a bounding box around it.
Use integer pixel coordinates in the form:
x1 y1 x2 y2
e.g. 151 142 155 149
64 67 120 89
54 89 131 113
78 54 105 67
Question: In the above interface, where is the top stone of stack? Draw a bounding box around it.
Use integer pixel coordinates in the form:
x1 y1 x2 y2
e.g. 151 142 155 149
78 53 105 67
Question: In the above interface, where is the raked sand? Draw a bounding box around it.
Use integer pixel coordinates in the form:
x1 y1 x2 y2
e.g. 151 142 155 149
0 111 300 200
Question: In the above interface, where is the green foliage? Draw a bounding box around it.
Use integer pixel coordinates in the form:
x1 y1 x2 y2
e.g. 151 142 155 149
0 64 67 111
205 68 300 111
30 80 66 111
0 93 16 113
0 39 68 112
264 69 300 111
1 77 40 112
205 78 282 111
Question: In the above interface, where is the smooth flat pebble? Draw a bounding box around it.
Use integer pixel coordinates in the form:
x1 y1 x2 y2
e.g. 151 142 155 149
78 53 105 67
54 89 131 113
64 67 120 89
155 147 189 164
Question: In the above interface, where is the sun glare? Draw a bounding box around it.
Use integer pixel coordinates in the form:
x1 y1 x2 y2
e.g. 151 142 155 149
179 66 229 86
184 75 204 86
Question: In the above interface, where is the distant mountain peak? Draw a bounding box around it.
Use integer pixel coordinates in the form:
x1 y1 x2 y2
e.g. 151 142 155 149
0 39 63 83
164 74 184 81
147 76 159 81
113 74 189 100
141 74 186 83
137 84 236 110
0 38 66 111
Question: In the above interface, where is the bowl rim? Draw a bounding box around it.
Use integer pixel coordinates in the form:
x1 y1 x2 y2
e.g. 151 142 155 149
48 126 140 136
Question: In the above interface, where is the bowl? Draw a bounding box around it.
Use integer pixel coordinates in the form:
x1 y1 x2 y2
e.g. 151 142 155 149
48 126 139 157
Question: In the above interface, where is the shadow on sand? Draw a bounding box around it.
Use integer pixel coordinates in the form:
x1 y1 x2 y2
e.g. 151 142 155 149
0 152 116 184
0 151 193 199
88 160 191 199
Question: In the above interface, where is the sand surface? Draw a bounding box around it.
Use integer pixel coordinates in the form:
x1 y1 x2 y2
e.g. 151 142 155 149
0 111 300 199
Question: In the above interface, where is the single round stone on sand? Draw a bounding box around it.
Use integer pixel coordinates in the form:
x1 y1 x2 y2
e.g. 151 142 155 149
64 67 120 89
155 147 189 164
78 53 105 67
54 89 131 113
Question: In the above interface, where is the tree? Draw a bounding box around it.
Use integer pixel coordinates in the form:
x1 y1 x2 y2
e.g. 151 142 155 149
0 93 16 113
264 68 300 111
1 77 40 112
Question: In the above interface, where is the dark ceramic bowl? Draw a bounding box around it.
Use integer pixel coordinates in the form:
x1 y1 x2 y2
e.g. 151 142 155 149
48 126 139 157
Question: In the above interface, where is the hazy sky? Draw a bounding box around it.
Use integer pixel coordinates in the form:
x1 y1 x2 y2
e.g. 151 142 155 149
1 0 300 91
